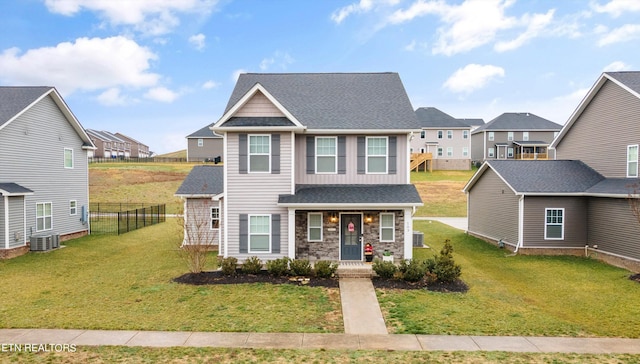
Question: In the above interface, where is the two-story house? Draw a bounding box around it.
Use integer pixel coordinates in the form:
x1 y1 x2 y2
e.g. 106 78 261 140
470 112 562 163
178 73 423 263
115 132 150 158
411 107 482 170
463 71 640 271
0 87 95 258
186 123 224 162
86 129 131 159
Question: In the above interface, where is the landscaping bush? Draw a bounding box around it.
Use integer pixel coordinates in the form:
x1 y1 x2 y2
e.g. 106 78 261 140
220 257 238 276
399 258 428 282
431 239 462 283
372 259 397 279
241 256 263 274
290 259 313 276
266 257 290 277
314 260 337 278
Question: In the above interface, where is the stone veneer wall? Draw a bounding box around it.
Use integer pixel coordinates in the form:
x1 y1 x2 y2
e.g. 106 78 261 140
295 210 405 261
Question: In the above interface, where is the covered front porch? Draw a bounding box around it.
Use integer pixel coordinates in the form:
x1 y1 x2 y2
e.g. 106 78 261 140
513 141 550 160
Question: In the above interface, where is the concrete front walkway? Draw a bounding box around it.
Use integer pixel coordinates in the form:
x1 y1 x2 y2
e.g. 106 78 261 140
2 329 640 353
339 278 387 334
414 217 468 231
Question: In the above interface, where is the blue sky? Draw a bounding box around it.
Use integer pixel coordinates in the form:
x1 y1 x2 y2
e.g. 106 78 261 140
1 0 638 154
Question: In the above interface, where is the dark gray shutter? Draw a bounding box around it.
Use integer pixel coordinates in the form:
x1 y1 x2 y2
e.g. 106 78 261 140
357 136 365 174
388 136 397 174
338 136 346 174
306 136 315 174
271 214 281 254
239 214 248 253
238 134 247 174
271 134 280 174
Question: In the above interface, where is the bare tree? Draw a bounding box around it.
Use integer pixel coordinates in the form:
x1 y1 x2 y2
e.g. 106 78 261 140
176 197 219 274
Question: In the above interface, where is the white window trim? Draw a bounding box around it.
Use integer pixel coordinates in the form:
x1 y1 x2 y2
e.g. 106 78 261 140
307 212 323 242
210 207 220 230
627 144 639 178
488 132 494 141
488 148 495 158
446 147 453 157
36 202 53 232
420 130 426 139
437 130 443 139
463 130 469 139
69 200 77 216
507 132 514 141
544 208 564 240
447 130 453 139
437 147 443 157
462 147 468 157
197 138 204 147
379 213 395 242
315 136 337 174
248 134 271 173
64 148 74 169
366 136 388 174
507 147 514 158
523 132 529 141
248 214 271 253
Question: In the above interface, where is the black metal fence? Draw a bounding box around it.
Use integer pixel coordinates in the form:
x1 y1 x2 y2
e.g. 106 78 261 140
89 203 166 235
89 157 187 163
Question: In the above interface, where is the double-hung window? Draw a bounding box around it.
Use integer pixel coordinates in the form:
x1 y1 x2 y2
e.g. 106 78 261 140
447 147 453 157
437 130 443 139
437 147 443 157
249 215 270 252
36 202 52 232
628 145 638 178
488 148 495 158
69 200 77 216
488 132 494 141
308 213 323 241
211 207 220 229
249 135 270 172
447 130 453 139
523 132 529 141
463 130 469 139
380 213 394 242
316 137 337 174
64 148 73 168
197 138 203 147
507 147 514 158
545 208 564 240
462 147 468 157
366 137 387 174
420 130 426 139
507 132 514 141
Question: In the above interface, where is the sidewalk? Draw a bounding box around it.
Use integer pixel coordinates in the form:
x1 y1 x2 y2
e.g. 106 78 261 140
2 329 640 353
339 278 387 334
414 217 468 231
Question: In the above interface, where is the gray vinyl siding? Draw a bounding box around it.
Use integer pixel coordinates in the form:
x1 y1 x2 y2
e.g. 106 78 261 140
6 196 26 248
184 198 221 246
522 196 587 248
0 198 3 246
0 95 89 241
479 131 558 160
556 80 640 178
587 197 640 260
225 132 291 259
295 134 409 184
470 132 485 162
467 169 519 245
187 138 224 162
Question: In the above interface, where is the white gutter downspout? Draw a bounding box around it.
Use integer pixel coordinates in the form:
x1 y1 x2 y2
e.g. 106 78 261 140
515 195 524 253
3 196 9 249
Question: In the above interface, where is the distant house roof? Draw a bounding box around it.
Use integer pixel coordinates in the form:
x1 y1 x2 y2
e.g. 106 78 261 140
175 165 224 197
415 107 472 128
86 129 125 143
115 132 146 146
472 112 562 134
460 118 484 127
0 86 95 149
0 183 34 196
186 123 222 138
217 73 420 131
278 184 423 207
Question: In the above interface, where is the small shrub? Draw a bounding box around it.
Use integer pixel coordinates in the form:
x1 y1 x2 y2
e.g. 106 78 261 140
241 256 263 274
372 259 397 279
290 259 313 276
220 257 238 276
266 257 290 277
400 258 428 282
314 260 337 278
432 240 462 283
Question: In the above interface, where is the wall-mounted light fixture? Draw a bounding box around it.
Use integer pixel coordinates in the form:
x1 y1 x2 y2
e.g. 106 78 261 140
329 213 338 223
364 214 373 224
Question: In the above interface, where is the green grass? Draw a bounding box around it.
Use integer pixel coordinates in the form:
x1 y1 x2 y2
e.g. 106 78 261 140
411 170 474 217
0 220 342 333
378 220 640 337
410 169 476 182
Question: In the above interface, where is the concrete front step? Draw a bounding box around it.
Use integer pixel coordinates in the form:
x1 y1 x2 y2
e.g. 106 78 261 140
336 262 374 278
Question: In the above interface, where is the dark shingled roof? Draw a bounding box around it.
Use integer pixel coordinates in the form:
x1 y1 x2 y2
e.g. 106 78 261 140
473 112 562 133
186 123 222 138
224 73 420 130
175 166 224 196
606 71 640 95
223 117 294 127
415 107 471 128
0 87 52 127
586 178 639 195
278 184 423 205
487 160 604 193
0 183 34 195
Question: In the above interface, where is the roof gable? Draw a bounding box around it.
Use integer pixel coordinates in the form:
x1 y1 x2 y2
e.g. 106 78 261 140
473 112 561 133
175 165 224 197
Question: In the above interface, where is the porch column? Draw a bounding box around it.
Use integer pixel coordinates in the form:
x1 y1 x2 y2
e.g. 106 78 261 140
404 207 413 260
287 207 295 259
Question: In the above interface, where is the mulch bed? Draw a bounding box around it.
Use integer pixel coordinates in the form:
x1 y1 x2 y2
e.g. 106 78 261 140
173 270 468 292
629 274 640 283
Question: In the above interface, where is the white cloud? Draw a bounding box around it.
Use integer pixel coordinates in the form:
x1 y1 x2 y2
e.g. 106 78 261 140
189 33 206 50
443 64 505 94
591 0 640 17
44 0 218 35
597 24 640 46
494 9 555 52
259 51 294 71
331 0 399 24
144 86 180 103
0 36 159 96
603 61 632 71
97 87 130 106
202 80 220 89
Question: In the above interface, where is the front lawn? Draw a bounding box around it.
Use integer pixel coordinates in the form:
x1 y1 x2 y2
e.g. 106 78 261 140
411 170 474 217
0 220 342 333
379 220 640 337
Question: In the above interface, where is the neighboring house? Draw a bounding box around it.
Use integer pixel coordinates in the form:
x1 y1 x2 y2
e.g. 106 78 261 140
186 123 224 162
464 71 640 271
179 72 423 263
411 107 480 170
115 132 150 158
470 112 562 163
86 129 131 158
0 87 95 258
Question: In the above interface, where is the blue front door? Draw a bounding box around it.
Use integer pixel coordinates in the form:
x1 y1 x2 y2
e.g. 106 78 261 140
341 214 361 260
